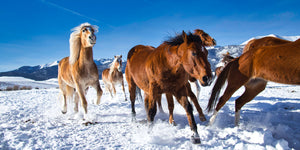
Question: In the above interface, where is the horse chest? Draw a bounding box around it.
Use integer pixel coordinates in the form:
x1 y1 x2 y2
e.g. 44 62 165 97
155 71 187 92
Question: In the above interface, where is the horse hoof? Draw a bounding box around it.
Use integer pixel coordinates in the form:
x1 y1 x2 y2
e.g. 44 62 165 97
191 135 201 144
200 116 207 122
61 111 67 114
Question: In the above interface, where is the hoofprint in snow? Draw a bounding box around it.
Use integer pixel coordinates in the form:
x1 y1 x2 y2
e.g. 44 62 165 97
0 76 299 149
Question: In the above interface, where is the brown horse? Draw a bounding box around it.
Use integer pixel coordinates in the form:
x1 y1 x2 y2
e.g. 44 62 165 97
190 29 216 98
125 31 213 144
215 52 235 77
154 29 216 121
207 37 299 126
58 23 103 118
102 55 127 101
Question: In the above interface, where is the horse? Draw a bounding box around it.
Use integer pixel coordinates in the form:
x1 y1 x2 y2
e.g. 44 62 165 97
190 29 216 99
102 55 127 101
215 52 235 77
58 23 103 118
125 31 213 144
154 29 216 117
207 37 299 126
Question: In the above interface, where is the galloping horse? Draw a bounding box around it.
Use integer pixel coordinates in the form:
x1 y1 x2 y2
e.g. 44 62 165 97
215 52 234 77
102 55 127 101
125 31 213 144
207 37 299 126
58 23 103 117
155 29 216 119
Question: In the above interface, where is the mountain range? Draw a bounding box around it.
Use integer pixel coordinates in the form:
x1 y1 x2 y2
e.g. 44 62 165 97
0 34 299 81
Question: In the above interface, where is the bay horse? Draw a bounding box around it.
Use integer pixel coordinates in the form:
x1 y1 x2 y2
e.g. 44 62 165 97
190 29 216 99
154 29 216 121
125 31 213 144
207 37 299 126
215 52 234 77
102 55 127 101
58 23 103 118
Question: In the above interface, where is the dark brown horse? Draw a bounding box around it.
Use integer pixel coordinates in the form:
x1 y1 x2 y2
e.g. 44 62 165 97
125 31 213 144
102 55 127 101
207 37 299 126
58 23 103 118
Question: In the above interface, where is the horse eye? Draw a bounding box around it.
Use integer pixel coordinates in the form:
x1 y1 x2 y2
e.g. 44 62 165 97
192 52 197 56
82 29 86 32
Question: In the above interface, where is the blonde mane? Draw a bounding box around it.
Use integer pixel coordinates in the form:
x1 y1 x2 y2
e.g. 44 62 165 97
109 56 122 75
69 22 99 65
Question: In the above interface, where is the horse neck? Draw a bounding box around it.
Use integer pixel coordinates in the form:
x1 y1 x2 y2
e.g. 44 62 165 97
157 44 182 70
78 47 94 65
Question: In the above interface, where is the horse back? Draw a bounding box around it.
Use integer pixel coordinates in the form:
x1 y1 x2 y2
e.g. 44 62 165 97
243 37 291 53
244 41 300 84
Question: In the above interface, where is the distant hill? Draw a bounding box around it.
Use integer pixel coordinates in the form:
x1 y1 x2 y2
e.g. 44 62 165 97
0 59 126 81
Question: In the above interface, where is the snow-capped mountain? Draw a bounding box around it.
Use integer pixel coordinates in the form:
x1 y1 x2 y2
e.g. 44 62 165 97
241 34 300 45
0 58 126 81
0 34 299 81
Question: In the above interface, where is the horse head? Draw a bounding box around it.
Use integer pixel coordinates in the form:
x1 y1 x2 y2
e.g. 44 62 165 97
80 24 97 48
178 31 213 86
114 55 123 72
194 29 216 47
69 23 98 64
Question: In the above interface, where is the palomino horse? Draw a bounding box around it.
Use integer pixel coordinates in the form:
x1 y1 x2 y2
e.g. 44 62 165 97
102 55 127 101
125 31 213 144
58 23 103 117
215 52 234 77
207 37 299 126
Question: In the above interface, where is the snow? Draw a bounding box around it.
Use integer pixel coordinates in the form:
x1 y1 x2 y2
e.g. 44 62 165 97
240 34 300 45
0 77 299 149
0 76 58 90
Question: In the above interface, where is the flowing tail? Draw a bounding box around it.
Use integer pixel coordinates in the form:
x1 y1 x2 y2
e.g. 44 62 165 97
207 59 236 112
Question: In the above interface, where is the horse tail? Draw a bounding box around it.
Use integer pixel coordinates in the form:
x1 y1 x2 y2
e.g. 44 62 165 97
207 59 235 112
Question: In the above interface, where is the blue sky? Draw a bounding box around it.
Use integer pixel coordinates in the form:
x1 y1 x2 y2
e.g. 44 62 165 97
0 0 299 72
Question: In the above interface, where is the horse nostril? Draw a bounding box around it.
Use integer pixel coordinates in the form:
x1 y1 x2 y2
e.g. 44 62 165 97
202 76 208 83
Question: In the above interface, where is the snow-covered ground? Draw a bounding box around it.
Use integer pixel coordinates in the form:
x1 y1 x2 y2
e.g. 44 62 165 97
0 77 299 149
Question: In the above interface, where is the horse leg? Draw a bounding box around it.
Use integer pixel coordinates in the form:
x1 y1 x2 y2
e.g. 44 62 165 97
75 83 88 116
156 94 164 113
174 88 200 144
165 93 175 125
121 79 127 101
74 92 79 113
187 83 206 122
136 86 143 102
126 75 137 121
91 80 103 105
112 83 117 97
190 80 201 100
234 79 267 126
147 84 159 126
209 72 249 126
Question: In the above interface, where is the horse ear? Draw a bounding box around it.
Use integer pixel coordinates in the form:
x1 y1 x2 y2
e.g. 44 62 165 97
182 31 188 43
114 56 116 58
120 55 122 58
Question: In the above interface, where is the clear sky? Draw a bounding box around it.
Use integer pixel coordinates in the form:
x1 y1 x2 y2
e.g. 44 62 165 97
0 0 299 72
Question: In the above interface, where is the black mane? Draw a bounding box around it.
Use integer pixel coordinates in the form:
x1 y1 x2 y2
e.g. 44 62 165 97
164 32 202 46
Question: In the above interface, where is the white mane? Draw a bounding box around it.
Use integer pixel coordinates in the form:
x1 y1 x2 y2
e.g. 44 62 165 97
69 22 99 65
109 56 122 75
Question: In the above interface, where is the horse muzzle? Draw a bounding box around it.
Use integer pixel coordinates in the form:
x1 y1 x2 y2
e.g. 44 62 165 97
200 75 212 86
